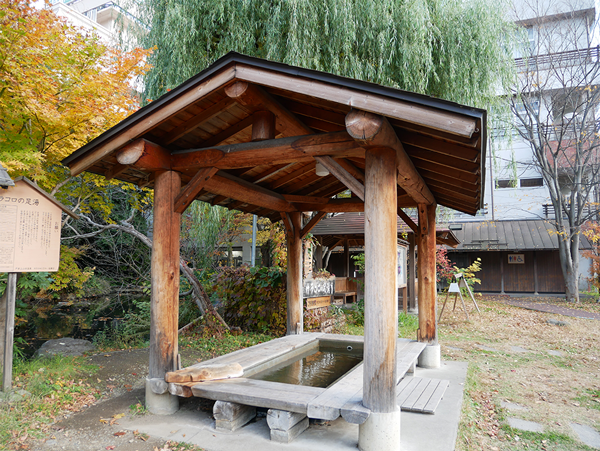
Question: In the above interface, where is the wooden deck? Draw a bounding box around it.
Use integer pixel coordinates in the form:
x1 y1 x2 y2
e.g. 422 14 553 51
169 333 426 425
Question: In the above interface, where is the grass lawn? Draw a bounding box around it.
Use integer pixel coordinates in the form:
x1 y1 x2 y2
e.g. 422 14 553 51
3 294 599 450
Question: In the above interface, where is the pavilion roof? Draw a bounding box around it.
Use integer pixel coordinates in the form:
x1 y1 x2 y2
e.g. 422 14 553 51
62 52 487 221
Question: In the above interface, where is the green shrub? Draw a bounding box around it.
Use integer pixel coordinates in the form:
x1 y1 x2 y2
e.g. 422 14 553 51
213 266 287 335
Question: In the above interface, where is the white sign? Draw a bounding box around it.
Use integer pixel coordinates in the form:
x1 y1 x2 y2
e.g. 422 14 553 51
508 254 525 264
0 180 63 272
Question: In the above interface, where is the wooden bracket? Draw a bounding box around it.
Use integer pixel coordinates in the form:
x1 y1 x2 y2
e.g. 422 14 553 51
280 212 294 236
300 212 326 239
314 155 365 201
174 167 218 214
398 208 417 233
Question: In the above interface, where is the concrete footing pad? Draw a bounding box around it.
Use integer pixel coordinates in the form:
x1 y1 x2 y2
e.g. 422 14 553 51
125 361 468 451
145 378 179 415
418 344 441 368
358 408 400 451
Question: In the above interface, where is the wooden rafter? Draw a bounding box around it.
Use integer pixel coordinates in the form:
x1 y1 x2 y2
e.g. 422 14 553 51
268 163 315 190
164 97 237 145
225 81 313 137
396 130 480 162
413 158 480 184
104 162 129 180
201 116 254 148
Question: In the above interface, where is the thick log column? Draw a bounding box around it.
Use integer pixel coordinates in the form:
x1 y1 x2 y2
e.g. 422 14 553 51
408 233 416 311
286 212 303 335
417 203 440 368
360 147 399 451
147 170 181 414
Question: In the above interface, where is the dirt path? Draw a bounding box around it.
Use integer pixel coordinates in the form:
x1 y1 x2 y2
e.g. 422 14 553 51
35 348 207 451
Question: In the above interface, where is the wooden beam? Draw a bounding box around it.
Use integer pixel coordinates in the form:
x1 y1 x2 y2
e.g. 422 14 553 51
68 66 236 176
397 208 417 233
252 164 294 184
150 170 181 380
417 203 437 345
314 156 365 201
225 81 313 137
408 233 416 311
170 131 364 171
174 167 218 214
345 110 435 206
164 97 236 145
300 212 326 239
104 162 129 180
203 171 295 213
116 139 170 172
236 64 477 138
283 194 329 204
363 147 398 413
286 212 303 335
292 199 364 213
251 110 276 141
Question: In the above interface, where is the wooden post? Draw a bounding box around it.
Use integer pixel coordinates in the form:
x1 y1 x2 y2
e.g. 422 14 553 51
149 170 181 380
417 204 437 345
500 253 505 294
2 273 17 392
286 211 303 335
363 147 398 413
533 252 539 295
408 233 416 311
344 238 350 277
315 237 323 272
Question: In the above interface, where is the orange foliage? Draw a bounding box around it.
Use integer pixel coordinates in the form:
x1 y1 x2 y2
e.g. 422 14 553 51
0 0 152 184
583 221 600 290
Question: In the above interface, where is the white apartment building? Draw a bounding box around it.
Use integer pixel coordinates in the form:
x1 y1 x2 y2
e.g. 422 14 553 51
447 0 597 293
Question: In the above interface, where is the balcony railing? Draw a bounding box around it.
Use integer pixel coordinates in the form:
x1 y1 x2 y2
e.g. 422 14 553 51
543 203 599 220
515 46 600 70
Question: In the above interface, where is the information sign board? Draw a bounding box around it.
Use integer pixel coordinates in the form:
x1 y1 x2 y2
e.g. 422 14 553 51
0 179 73 272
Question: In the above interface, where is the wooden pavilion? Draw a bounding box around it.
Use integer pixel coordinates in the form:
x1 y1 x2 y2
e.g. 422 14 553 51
62 53 486 449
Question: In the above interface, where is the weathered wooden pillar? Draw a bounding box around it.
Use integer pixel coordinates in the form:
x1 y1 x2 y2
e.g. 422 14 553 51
344 238 350 277
315 237 323 272
147 170 181 414
361 147 399 450
408 233 416 311
286 212 303 335
417 203 440 368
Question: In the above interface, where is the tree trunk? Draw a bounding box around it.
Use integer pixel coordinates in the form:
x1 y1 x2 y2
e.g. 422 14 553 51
558 233 580 303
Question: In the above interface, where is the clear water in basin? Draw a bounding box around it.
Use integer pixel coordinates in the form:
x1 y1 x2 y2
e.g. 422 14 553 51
249 346 363 388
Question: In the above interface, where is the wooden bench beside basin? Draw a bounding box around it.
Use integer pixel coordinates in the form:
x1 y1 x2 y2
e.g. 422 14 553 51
168 333 426 425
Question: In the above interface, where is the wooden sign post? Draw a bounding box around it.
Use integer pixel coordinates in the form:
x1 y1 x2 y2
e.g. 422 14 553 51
0 177 77 392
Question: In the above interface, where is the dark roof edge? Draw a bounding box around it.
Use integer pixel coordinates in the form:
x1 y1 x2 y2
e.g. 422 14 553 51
62 52 487 166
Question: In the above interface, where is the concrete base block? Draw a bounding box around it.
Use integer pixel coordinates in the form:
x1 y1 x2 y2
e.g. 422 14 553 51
358 408 400 451
270 417 309 443
267 409 306 430
145 377 179 415
418 344 441 369
213 401 256 432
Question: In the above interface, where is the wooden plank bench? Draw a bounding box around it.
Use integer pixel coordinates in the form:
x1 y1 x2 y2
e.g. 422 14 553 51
333 277 358 304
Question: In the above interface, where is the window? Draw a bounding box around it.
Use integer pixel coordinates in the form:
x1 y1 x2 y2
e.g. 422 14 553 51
520 177 544 187
496 179 517 188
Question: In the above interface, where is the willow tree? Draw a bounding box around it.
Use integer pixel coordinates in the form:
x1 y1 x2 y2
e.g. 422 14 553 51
131 0 516 111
